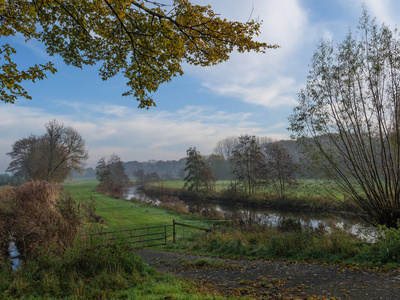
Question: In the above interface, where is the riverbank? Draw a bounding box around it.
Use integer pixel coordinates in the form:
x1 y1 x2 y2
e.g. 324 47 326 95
69 181 390 268
141 183 360 214
128 184 400 269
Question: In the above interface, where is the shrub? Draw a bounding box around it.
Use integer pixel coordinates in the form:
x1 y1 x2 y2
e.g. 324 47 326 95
358 225 400 264
159 195 190 214
0 181 83 260
277 216 302 232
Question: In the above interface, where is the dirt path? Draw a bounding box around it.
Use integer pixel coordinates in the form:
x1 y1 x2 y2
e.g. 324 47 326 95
136 249 400 299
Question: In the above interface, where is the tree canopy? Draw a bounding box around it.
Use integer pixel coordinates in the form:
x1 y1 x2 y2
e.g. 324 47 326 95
184 146 215 192
7 120 88 182
96 154 130 198
1 0 277 107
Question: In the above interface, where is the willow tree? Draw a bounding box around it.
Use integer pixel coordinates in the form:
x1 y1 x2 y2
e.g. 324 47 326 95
289 11 400 228
0 0 277 107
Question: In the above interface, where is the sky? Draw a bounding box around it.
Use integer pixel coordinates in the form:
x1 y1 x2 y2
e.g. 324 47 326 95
2 0 400 172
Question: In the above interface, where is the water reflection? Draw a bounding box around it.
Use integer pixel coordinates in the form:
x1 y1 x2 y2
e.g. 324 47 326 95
126 187 377 242
8 240 20 270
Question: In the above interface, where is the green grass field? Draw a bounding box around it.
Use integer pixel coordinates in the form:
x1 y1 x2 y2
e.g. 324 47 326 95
154 180 231 191
153 179 350 200
63 180 208 231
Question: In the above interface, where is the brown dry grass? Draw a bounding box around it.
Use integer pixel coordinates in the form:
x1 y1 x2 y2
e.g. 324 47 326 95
159 195 190 214
0 181 82 260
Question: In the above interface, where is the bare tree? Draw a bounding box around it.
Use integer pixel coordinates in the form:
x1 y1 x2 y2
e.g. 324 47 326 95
289 10 400 227
263 141 298 200
43 120 89 181
7 135 42 180
214 136 238 161
214 136 238 182
231 135 265 196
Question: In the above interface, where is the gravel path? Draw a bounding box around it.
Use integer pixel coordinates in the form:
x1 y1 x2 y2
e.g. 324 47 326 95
136 249 400 299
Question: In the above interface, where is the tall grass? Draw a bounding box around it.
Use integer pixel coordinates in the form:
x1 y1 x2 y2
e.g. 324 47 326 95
0 235 154 299
0 181 83 261
168 216 400 268
0 234 231 299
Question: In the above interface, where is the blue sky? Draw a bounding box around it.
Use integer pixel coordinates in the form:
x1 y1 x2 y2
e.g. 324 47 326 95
2 0 400 172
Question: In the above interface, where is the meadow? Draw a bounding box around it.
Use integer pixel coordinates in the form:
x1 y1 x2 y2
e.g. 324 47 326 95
153 179 353 199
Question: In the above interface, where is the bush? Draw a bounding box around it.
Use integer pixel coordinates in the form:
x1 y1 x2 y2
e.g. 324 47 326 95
0 181 83 260
357 225 400 264
277 216 302 232
159 195 190 214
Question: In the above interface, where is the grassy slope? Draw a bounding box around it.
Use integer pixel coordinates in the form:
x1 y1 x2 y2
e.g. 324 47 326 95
63 180 207 231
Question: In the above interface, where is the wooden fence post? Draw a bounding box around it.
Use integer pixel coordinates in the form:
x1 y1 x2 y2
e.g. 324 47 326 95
173 219 176 244
164 225 167 245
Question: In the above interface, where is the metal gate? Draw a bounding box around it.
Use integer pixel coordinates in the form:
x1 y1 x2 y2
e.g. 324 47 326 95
95 220 211 248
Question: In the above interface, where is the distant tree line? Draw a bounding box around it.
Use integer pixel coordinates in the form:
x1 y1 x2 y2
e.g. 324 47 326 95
0 173 24 186
133 169 165 184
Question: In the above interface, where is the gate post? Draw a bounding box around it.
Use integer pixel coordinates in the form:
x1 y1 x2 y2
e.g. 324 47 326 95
173 219 176 244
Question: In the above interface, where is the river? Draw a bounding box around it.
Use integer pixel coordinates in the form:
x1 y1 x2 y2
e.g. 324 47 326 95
125 187 378 242
8 239 20 270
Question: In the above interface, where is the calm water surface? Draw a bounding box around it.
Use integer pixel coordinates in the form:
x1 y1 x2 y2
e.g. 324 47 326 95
126 187 378 242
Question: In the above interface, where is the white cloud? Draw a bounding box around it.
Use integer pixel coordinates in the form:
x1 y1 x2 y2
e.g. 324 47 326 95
0 103 288 172
183 0 309 108
186 0 400 111
322 30 334 42
364 0 395 27
204 77 300 107
340 0 400 29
